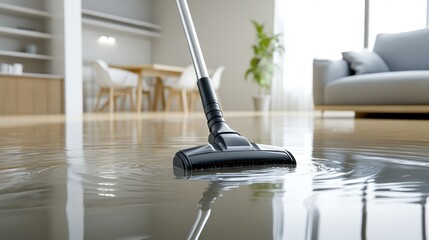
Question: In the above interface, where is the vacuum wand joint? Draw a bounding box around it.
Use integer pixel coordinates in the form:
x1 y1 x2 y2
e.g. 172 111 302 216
197 77 238 137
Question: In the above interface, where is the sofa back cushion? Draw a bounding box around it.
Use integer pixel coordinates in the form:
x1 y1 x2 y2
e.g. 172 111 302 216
373 28 429 71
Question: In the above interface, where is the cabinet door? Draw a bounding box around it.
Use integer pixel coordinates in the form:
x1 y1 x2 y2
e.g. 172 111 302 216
33 78 49 114
48 80 63 114
0 77 63 115
0 78 17 115
16 77 35 115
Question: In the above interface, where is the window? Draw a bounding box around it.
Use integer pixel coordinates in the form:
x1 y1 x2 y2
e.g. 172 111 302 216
368 0 428 49
311 0 365 59
273 0 364 110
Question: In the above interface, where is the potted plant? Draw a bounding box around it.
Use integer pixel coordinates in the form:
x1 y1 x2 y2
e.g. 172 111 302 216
245 20 284 112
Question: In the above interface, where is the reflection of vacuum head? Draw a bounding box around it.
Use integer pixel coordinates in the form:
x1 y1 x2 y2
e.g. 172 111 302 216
186 181 223 240
186 181 242 240
178 168 294 240
174 163 295 180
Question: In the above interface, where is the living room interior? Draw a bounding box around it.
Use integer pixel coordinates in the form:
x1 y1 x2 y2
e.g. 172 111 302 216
1 0 429 239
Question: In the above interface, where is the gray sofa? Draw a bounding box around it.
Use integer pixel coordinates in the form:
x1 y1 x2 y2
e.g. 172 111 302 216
313 28 429 114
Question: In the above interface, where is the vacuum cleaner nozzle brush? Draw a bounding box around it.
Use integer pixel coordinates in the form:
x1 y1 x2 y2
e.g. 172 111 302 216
173 141 296 171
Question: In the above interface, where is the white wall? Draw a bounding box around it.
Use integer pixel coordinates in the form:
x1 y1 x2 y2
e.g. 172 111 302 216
82 28 152 66
152 0 275 111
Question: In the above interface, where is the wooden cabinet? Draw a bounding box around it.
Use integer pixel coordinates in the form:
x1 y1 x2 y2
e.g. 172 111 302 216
0 74 63 115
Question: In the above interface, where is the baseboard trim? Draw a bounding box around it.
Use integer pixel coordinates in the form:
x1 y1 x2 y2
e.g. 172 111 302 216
314 105 429 113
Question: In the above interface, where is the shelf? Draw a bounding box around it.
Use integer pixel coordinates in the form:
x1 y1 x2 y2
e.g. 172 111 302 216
0 72 62 79
81 9 161 38
0 26 52 39
0 3 50 18
82 18 161 38
82 9 161 31
0 50 52 60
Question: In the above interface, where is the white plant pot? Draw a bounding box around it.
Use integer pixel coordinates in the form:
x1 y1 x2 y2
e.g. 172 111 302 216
253 95 271 112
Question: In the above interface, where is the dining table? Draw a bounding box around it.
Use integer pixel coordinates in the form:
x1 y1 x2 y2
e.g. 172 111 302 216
110 64 185 113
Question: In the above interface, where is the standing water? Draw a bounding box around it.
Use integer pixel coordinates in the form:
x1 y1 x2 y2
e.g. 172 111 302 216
0 113 428 240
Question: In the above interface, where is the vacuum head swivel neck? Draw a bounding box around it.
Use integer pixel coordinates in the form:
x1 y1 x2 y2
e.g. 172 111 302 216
174 0 296 173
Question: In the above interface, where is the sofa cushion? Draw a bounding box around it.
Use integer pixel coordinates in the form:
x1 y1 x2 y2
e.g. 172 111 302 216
342 50 389 75
325 71 429 105
373 28 429 71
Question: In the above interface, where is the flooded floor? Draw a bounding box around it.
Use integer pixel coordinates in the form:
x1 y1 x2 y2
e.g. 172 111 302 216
0 112 428 240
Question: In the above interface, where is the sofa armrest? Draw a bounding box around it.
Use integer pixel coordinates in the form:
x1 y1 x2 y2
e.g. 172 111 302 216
313 59 351 105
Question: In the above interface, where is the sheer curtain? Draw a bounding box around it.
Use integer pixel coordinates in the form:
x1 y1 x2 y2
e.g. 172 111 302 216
272 0 365 111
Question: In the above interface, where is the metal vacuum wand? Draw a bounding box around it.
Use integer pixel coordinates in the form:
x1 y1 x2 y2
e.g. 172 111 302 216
176 0 209 79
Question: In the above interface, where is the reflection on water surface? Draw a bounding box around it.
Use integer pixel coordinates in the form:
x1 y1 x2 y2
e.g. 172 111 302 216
0 113 428 240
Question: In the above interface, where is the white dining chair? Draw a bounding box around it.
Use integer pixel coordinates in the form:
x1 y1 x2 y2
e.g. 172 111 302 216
92 60 151 113
163 65 197 112
211 66 225 92
140 76 155 110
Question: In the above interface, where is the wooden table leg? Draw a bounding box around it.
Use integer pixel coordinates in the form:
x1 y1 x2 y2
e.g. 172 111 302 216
109 88 114 114
136 73 143 114
160 78 166 110
152 77 165 111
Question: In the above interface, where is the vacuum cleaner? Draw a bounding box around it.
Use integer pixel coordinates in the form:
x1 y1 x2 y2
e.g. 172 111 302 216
173 0 296 172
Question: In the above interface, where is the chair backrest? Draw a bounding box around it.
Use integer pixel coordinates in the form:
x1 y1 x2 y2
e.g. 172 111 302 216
175 65 198 90
92 59 113 87
211 66 225 90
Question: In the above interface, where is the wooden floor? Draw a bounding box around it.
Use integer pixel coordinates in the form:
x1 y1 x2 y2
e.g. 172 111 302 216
1 110 429 164
0 110 428 145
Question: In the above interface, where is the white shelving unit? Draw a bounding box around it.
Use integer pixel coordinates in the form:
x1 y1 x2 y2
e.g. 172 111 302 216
0 1 54 74
82 8 161 38
0 26 52 39
0 50 52 60
0 2 50 18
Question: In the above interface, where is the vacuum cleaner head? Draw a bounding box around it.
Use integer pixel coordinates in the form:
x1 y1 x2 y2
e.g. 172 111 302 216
173 125 296 174
174 0 296 172
174 143 295 170
172 78 296 172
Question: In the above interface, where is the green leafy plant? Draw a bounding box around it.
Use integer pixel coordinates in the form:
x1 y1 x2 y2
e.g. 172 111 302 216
245 20 284 93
